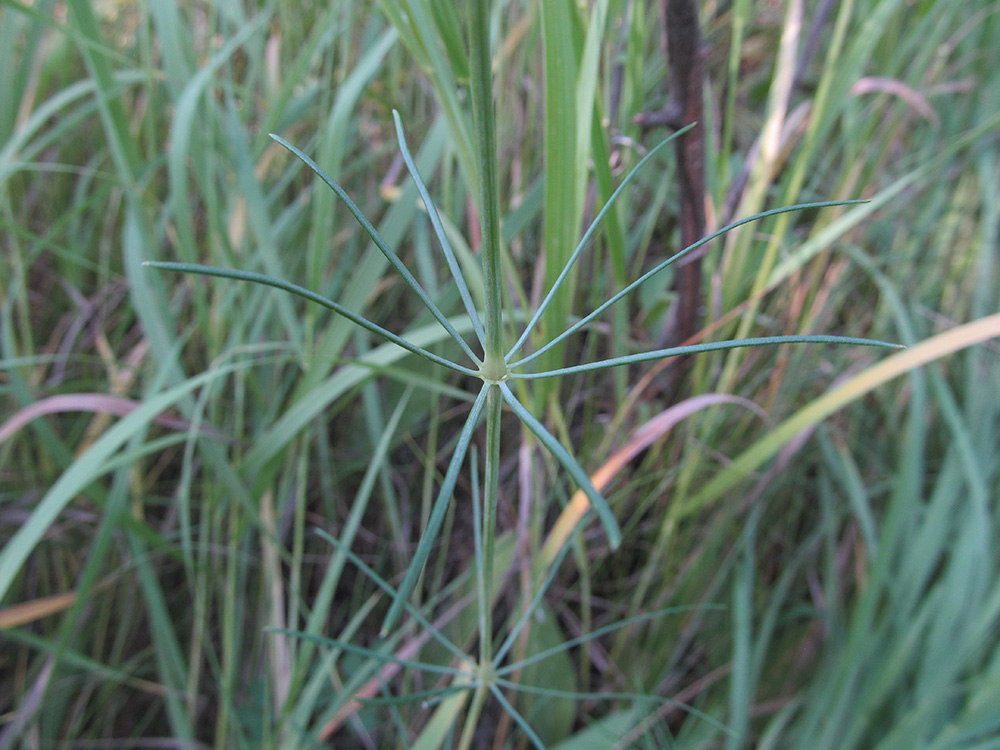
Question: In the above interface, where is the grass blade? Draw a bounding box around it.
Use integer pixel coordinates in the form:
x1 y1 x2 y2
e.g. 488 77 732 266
314 529 469 665
0 365 240 603
242 317 480 474
685 313 1000 517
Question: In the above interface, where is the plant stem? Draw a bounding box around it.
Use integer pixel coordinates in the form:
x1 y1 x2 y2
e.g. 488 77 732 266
457 683 490 750
469 0 503 727
481 384 502 666
469 0 504 370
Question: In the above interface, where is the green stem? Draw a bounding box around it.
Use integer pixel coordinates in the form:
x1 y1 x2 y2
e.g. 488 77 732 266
468 3 504 730
481 385 502 665
457 683 490 750
469 0 504 369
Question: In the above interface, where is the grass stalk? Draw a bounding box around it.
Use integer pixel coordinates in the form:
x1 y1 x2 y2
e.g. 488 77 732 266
469 0 505 373
466 5 505 740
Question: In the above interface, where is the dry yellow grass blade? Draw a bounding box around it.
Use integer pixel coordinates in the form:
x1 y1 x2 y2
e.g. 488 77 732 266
0 576 116 628
685 312 1000 515
540 312 1000 565
0 591 82 629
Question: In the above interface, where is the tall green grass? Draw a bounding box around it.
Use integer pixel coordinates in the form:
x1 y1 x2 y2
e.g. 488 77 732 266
1 0 998 747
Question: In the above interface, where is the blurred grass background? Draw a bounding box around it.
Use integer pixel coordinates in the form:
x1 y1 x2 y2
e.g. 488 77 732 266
1 0 998 747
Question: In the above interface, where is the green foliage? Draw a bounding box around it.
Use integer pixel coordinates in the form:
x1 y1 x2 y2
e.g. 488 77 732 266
1 0 998 748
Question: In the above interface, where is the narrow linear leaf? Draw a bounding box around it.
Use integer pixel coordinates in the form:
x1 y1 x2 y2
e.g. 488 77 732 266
498 605 723 676
510 334 903 379
510 200 871 369
382 383 492 634
269 133 481 365
493 678 736 736
393 110 486 349
411 673 476 750
489 684 547 750
144 261 478 377
506 124 696 361
499 383 621 549
539 394 767 567
356 685 467 707
268 628 467 678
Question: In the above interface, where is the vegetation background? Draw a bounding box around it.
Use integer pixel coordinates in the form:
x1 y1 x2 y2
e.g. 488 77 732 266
1 0 998 747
